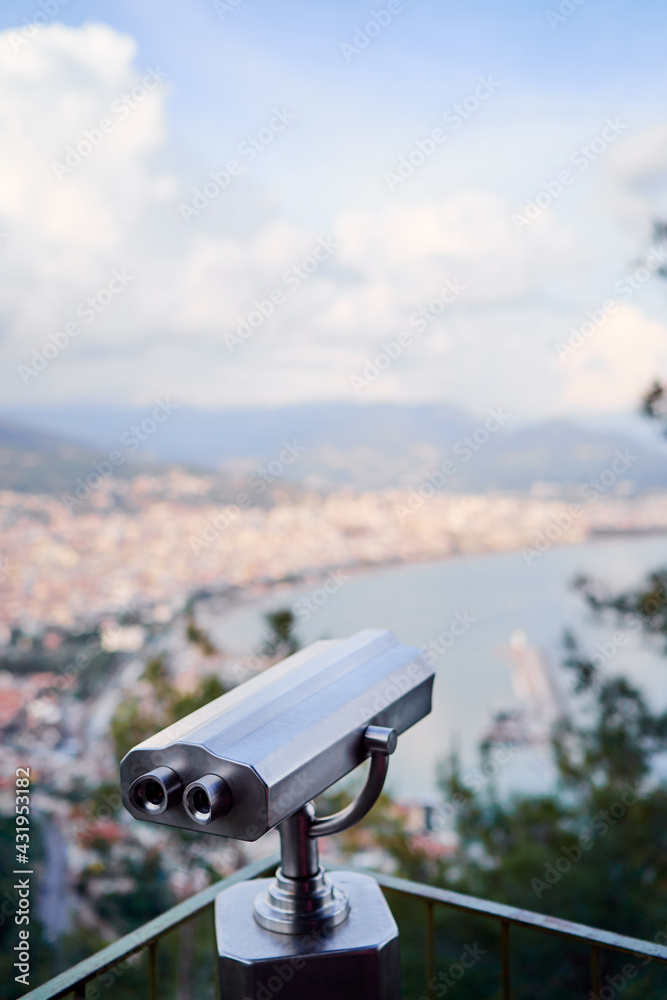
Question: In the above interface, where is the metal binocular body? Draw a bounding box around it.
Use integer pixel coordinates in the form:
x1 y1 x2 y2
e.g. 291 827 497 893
120 629 435 1000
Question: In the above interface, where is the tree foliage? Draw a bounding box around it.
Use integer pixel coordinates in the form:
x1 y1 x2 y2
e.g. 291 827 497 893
110 655 227 760
259 608 300 658
400 613 667 997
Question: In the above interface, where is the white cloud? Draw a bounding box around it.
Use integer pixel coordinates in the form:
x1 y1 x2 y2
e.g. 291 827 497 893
335 192 574 305
560 303 667 413
0 20 662 422
601 124 667 233
0 22 171 353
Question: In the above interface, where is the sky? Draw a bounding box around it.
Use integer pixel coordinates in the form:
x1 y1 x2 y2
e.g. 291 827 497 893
2 0 667 421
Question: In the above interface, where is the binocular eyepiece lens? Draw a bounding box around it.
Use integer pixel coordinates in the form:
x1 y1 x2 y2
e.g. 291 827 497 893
128 767 232 825
144 780 165 806
191 788 209 815
184 774 232 825
129 766 182 815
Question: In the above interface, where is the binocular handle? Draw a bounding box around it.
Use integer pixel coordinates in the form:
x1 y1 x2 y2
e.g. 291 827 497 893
308 726 397 839
262 726 400 931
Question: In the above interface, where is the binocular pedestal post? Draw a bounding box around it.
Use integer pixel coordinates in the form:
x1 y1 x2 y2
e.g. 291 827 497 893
216 727 401 1000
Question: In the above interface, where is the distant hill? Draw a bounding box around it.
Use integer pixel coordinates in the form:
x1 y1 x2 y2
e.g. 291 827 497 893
0 420 215 497
447 419 667 493
0 421 120 494
0 402 470 464
2 404 667 494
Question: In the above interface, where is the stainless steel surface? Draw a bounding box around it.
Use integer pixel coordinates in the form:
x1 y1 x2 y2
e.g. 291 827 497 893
253 867 350 935
217 872 401 1000
309 725 396 839
121 629 434 840
183 773 232 824
253 726 396 934
279 804 319 879
128 765 182 815
119 631 431 995
363 725 398 755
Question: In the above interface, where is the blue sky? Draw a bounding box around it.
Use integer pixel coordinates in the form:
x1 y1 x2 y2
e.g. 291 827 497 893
2 0 667 419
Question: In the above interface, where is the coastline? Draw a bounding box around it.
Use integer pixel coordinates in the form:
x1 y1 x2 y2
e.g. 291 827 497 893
2 484 667 635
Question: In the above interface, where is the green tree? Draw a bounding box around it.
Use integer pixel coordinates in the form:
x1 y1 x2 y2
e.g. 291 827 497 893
383 624 667 999
259 608 300 659
185 615 218 656
111 655 227 760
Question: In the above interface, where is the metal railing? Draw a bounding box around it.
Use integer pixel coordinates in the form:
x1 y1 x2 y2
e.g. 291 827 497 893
369 869 667 999
23 855 667 1000
21 854 280 1000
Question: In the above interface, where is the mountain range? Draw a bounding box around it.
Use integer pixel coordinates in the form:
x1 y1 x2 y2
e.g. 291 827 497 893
2 403 667 495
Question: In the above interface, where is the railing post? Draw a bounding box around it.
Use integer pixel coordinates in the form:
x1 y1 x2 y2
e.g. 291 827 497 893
179 919 195 1000
211 902 222 1000
148 941 158 1000
501 919 511 1000
425 900 435 1000
591 944 601 997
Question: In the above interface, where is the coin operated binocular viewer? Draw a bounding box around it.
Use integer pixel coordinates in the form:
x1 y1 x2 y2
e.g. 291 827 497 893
121 629 435 1000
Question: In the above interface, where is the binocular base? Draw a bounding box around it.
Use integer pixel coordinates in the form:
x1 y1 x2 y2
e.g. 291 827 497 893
216 870 400 1000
